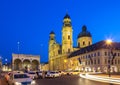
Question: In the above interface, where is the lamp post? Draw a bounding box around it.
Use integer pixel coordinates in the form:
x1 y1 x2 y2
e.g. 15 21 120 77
106 39 113 77
64 59 67 71
5 58 8 71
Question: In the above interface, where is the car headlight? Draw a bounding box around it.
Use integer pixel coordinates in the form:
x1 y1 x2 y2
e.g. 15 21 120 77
31 80 36 85
15 82 21 85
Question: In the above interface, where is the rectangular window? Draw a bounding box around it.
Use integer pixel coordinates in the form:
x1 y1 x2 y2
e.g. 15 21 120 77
68 49 70 53
94 53 96 57
86 61 87 65
58 50 61 54
105 52 107 56
118 53 120 56
105 59 107 64
115 60 117 64
94 59 96 64
68 36 70 39
118 60 120 64
91 54 93 57
98 59 100 64
98 52 100 56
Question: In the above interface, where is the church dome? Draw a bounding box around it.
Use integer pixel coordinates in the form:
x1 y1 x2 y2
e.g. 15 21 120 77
50 31 55 35
77 25 91 38
64 13 70 19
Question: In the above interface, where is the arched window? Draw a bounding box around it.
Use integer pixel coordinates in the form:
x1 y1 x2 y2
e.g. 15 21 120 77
83 41 85 45
68 35 70 39
88 41 90 45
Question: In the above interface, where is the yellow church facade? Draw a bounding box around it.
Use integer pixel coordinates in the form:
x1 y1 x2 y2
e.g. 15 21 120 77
48 13 92 71
49 13 120 72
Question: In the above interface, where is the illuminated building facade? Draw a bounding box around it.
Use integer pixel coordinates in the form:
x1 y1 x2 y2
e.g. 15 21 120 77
68 41 120 72
48 13 92 71
12 53 40 71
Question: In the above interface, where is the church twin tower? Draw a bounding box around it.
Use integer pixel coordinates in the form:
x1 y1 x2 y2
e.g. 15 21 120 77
49 13 92 70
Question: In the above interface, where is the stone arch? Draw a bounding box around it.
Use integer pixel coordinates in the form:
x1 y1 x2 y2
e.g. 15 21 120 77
14 59 22 70
31 60 39 70
23 59 31 71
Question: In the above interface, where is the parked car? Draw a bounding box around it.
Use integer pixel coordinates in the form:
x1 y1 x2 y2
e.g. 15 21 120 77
9 73 36 85
27 71 37 79
67 70 80 75
38 71 42 77
35 71 43 79
59 71 67 75
46 71 60 78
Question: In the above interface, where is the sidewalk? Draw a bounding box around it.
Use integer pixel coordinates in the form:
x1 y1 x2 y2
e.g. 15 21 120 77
80 73 120 85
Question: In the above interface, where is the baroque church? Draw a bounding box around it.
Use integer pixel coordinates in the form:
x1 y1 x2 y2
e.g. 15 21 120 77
48 13 92 71
49 13 120 72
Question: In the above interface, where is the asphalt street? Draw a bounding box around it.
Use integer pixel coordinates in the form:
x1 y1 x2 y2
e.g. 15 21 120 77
35 75 117 85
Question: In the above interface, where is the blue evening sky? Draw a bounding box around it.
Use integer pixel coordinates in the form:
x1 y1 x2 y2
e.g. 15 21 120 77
0 0 120 63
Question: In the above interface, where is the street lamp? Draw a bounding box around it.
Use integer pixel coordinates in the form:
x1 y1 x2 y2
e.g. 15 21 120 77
106 39 116 77
64 59 67 70
5 58 8 71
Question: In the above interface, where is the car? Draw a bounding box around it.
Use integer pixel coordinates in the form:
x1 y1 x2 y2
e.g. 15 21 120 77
46 71 60 78
59 71 67 75
27 71 37 79
9 73 36 85
35 71 43 79
38 71 42 76
67 70 80 75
